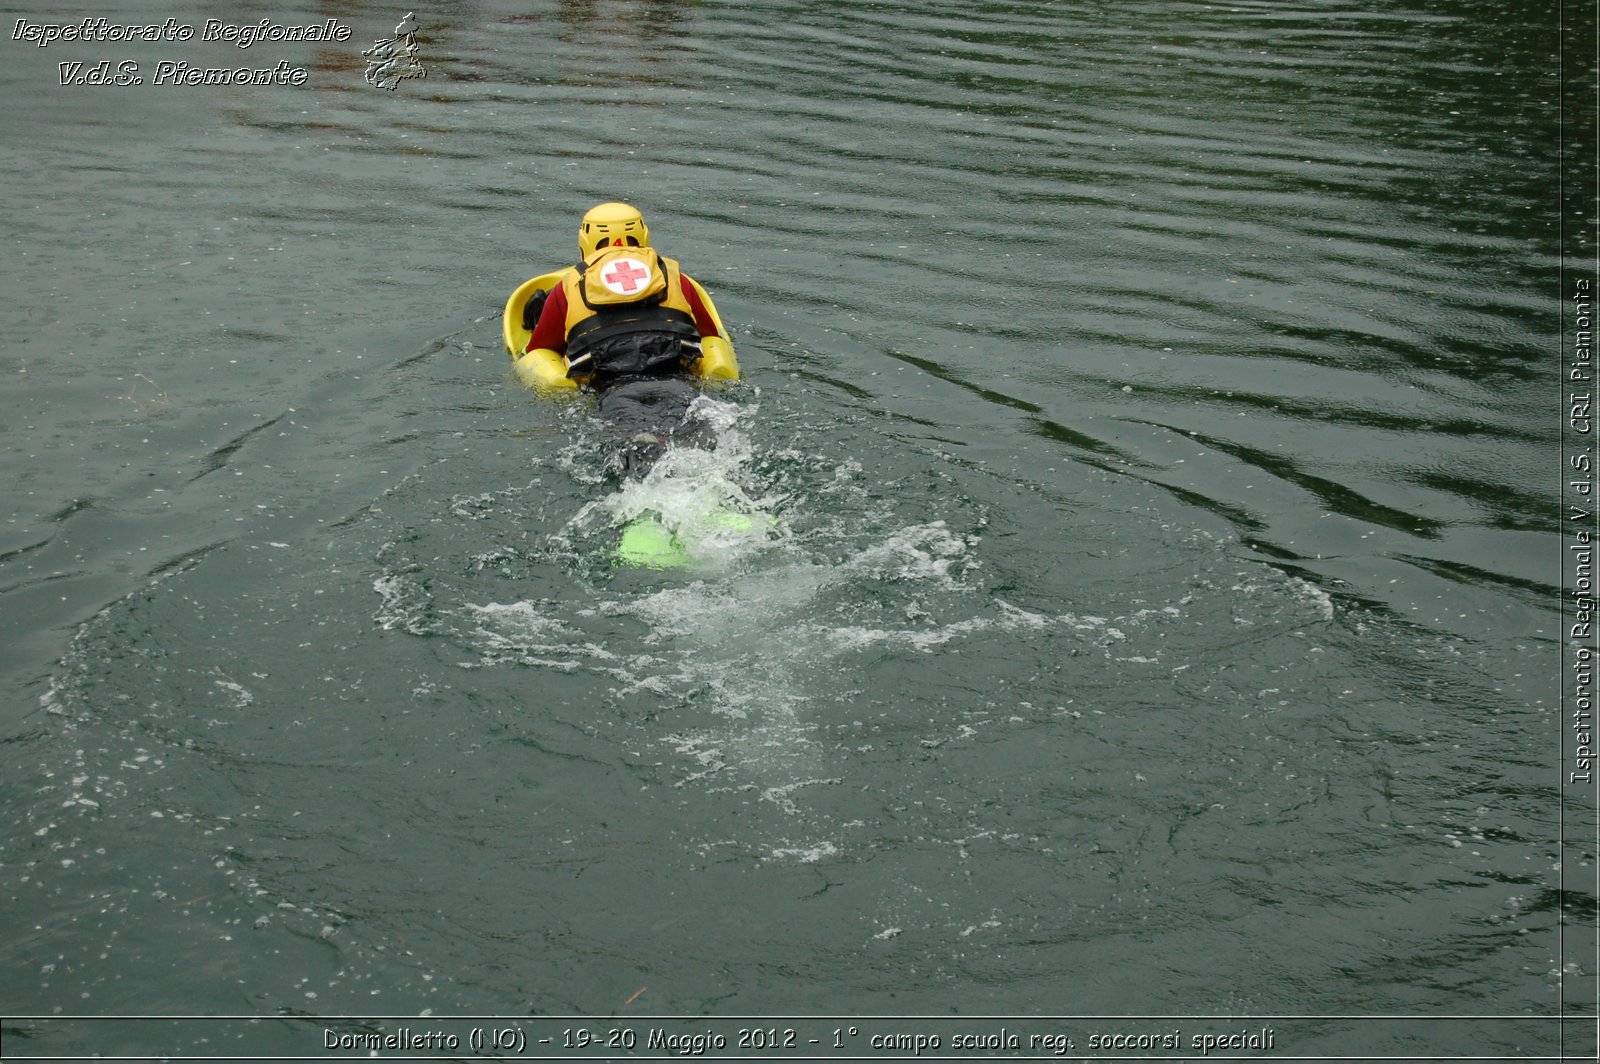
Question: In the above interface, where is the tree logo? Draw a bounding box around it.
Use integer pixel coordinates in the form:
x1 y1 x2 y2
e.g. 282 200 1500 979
362 12 424 90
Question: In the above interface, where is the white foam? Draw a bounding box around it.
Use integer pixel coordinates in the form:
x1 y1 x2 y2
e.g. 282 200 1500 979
1289 576 1337 621
761 777 842 815
212 678 254 708
767 840 839 863
458 600 629 672
463 600 568 640
371 570 433 635
839 521 975 588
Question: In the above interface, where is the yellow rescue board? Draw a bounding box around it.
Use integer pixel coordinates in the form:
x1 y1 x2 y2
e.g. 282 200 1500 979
502 269 739 394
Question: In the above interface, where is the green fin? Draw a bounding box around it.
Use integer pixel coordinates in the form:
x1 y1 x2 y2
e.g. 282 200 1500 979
615 508 774 568
616 515 690 568
705 509 756 533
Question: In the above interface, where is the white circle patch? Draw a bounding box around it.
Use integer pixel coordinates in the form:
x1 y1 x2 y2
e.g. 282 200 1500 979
599 256 654 296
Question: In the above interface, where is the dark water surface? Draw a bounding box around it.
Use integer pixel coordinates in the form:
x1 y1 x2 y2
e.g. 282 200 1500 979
1 0 1594 1059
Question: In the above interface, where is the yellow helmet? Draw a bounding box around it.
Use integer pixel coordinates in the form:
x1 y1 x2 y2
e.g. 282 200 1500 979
578 201 650 259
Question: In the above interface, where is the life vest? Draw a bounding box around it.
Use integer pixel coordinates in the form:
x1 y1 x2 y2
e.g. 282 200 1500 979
559 247 701 378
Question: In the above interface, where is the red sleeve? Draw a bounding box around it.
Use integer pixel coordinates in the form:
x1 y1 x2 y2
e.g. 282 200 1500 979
525 284 569 352
680 275 719 338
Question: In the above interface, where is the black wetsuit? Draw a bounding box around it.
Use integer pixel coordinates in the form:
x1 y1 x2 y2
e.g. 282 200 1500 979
595 375 711 479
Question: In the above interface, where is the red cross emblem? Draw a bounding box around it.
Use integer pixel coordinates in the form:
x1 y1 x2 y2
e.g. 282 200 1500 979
602 258 650 293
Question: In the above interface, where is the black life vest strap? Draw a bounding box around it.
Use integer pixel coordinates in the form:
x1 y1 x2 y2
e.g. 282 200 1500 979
566 305 699 360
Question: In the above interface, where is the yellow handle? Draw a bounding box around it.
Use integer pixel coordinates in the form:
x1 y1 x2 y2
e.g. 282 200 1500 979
696 334 740 381
513 348 578 392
